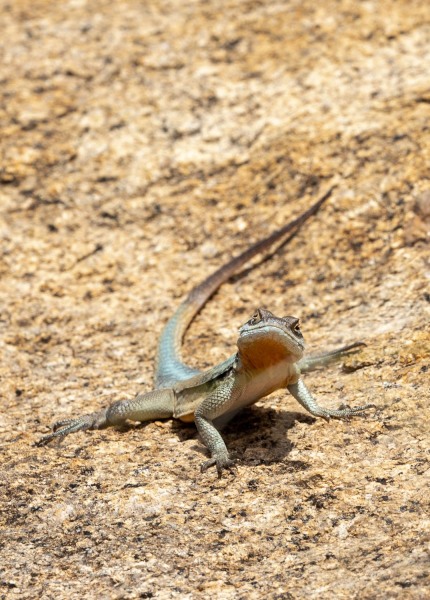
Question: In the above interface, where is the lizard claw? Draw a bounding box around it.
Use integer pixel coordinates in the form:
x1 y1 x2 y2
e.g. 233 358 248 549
201 455 237 478
36 409 109 446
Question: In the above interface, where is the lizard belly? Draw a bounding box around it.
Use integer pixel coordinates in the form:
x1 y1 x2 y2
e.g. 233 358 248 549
213 361 296 430
178 412 195 423
238 361 296 410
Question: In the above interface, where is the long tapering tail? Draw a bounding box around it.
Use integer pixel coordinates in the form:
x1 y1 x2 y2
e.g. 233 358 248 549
155 182 337 388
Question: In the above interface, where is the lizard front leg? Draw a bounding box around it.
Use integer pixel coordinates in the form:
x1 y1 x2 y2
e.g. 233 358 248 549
287 378 374 419
194 376 240 477
37 389 174 446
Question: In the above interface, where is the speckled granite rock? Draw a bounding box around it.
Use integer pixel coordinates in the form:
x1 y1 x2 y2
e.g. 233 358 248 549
1 1 429 598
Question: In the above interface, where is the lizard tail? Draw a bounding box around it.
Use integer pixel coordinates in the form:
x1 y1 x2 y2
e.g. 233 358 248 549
155 182 337 388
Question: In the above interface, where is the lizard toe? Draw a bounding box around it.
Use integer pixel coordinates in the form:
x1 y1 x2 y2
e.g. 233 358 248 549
333 403 376 418
36 411 107 446
52 417 79 431
200 455 236 478
216 457 237 479
200 458 216 473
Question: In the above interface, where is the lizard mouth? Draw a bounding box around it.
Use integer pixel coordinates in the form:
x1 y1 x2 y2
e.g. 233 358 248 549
240 322 304 346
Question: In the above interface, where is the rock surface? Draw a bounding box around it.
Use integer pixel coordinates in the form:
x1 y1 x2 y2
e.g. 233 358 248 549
1 1 429 598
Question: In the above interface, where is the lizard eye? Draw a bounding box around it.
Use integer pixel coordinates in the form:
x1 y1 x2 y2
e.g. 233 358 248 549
248 311 262 326
292 320 301 334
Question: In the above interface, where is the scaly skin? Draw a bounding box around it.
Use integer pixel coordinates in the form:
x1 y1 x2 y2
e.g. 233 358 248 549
37 185 374 477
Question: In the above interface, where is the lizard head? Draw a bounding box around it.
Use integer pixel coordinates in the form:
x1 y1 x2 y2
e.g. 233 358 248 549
237 308 305 366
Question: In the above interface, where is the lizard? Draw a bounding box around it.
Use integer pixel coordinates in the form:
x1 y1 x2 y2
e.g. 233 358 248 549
37 184 373 476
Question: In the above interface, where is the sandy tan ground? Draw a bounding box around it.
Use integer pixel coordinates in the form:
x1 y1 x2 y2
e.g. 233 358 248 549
1 1 429 598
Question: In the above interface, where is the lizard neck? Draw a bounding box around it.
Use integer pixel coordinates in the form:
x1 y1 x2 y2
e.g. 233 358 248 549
239 354 291 374
237 337 299 372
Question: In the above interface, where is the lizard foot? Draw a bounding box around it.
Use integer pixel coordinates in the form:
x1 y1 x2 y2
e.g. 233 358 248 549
36 408 109 446
201 454 237 478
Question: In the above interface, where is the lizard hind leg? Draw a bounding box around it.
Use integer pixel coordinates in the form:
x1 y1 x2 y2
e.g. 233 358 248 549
36 388 175 446
297 342 366 373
